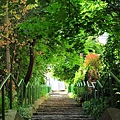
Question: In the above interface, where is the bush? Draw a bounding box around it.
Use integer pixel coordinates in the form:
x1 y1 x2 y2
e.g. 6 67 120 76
74 86 86 98
82 97 110 120
0 94 10 114
18 105 32 120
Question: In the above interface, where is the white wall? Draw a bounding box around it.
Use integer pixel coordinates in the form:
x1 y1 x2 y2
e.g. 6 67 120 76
45 73 65 91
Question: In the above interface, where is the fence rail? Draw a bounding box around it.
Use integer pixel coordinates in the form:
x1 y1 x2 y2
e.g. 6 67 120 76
70 70 120 109
0 74 51 120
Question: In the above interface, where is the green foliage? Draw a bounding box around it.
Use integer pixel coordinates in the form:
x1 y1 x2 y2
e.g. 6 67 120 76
103 35 120 76
26 0 35 5
18 105 31 119
0 90 21 114
99 35 120 109
84 37 104 54
0 95 9 114
0 48 6 75
0 1 120 118
53 64 80 83
83 97 110 120
74 86 86 98
9 0 107 85
74 66 87 84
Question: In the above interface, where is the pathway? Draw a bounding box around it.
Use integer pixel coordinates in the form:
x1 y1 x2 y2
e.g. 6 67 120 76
32 91 94 120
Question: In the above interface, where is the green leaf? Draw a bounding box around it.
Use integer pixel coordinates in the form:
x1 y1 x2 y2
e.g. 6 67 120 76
26 0 35 5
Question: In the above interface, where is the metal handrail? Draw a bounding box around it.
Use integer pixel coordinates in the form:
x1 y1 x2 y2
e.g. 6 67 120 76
109 71 120 84
92 71 119 106
74 70 119 108
96 80 103 88
0 73 51 120
0 73 11 90
26 81 30 88
95 71 120 89
0 74 23 119
18 79 24 87
11 74 21 88
0 73 12 120
87 81 96 88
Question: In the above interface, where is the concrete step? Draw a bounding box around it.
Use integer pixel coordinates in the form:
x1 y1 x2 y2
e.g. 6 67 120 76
32 115 94 120
33 112 83 115
32 92 94 120
36 109 82 112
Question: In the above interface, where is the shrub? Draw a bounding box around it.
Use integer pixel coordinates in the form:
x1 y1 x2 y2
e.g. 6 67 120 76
0 94 10 114
82 97 110 120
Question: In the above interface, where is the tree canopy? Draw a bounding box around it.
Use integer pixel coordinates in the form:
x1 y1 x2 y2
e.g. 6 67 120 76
0 0 119 86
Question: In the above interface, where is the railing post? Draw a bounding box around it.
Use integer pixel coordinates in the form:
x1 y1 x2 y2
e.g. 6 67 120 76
85 87 88 101
21 81 24 105
10 74 12 109
32 86 35 104
2 85 5 120
97 84 99 98
35 85 37 100
39 85 41 98
25 86 27 105
109 74 114 107
42 85 44 96
47 85 48 94
37 85 39 99
45 85 47 94
29 85 32 104
43 85 45 96
71 84 74 94
94 90 96 99
85 81 88 101
102 89 104 108
28 84 30 104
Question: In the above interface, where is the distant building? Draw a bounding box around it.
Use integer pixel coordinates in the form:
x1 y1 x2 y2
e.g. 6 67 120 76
45 73 65 91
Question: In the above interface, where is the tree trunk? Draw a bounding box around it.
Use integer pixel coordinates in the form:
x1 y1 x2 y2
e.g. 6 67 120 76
4 0 11 94
4 0 11 74
22 44 35 100
24 46 35 85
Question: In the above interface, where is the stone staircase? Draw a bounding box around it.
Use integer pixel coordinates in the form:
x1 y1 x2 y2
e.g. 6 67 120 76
32 92 94 120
